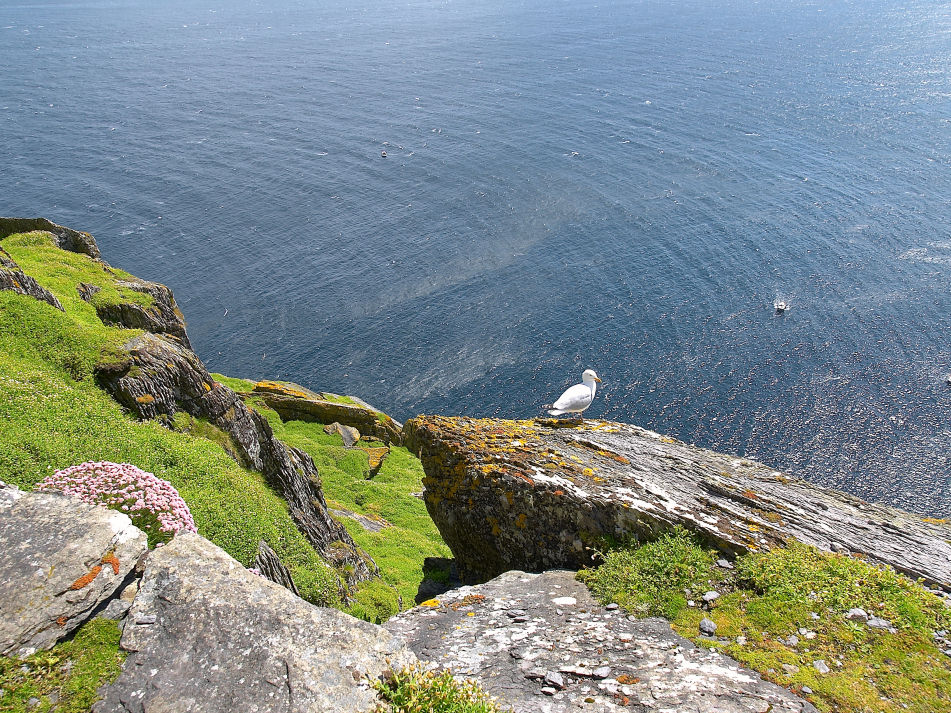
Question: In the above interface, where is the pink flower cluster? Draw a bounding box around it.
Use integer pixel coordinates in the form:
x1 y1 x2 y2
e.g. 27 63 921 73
37 461 197 540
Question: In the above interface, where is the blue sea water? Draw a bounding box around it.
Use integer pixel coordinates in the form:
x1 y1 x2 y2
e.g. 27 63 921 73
3 0 950 517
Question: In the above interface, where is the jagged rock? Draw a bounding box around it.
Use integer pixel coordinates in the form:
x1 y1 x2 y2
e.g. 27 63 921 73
403 416 951 590
95 332 378 597
385 570 816 713
325 421 362 447
0 216 101 259
0 484 147 657
253 540 300 597
94 533 415 713
0 245 64 311
86 276 192 349
254 380 403 445
360 446 390 477
76 281 101 301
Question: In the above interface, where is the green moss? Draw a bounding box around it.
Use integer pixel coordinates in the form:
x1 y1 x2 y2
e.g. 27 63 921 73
210 373 256 394
375 666 512 713
579 533 951 713
0 618 125 713
319 391 357 405
346 578 401 623
577 527 716 619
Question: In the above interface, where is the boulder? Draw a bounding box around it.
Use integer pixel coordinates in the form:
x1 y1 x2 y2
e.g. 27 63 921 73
325 421 362 447
94 533 416 713
403 416 951 590
85 275 192 349
95 332 378 597
0 216 101 259
0 484 147 657
385 569 816 713
0 245 64 311
254 380 403 445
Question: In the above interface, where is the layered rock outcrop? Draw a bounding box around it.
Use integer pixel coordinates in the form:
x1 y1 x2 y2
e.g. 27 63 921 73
404 416 951 590
0 217 101 259
83 274 192 349
386 569 816 713
94 533 415 713
254 380 403 445
0 245 64 311
0 483 147 657
95 332 377 596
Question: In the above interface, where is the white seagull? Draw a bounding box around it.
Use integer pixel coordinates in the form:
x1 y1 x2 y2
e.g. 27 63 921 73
545 369 602 419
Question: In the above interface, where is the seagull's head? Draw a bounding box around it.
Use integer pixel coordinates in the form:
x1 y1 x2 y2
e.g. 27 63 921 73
582 369 602 384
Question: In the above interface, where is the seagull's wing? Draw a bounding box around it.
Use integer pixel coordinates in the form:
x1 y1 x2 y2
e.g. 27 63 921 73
552 383 593 412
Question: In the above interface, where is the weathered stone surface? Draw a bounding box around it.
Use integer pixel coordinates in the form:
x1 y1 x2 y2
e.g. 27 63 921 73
253 539 300 597
0 484 147 657
325 421 362 447
403 416 951 590
95 332 378 598
360 445 390 477
0 245 64 311
386 570 816 713
0 216 101 259
254 380 403 445
86 276 192 349
94 533 415 713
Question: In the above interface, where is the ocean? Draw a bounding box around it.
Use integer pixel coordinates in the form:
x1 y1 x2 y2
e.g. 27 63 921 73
3 0 950 517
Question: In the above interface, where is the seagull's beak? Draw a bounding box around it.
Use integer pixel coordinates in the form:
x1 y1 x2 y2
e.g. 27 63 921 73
595 376 602 383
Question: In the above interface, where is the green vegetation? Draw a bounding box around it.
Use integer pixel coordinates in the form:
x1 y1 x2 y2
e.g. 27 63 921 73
221 386 450 619
374 666 511 713
0 618 125 713
0 232 341 607
578 527 715 619
579 531 951 713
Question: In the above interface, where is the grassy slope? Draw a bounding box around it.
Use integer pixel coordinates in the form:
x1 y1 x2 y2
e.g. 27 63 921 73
579 529 951 713
0 232 340 606
213 375 451 615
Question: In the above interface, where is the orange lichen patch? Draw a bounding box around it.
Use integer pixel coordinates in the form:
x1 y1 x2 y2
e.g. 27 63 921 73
56 615 68 627
553 490 564 496
69 564 103 590
742 489 758 500
101 552 120 575
420 599 440 608
923 517 950 525
135 394 155 404
616 674 640 685
505 491 514 506
515 513 527 529
253 380 314 400
449 594 486 611
582 467 595 477
203 382 212 391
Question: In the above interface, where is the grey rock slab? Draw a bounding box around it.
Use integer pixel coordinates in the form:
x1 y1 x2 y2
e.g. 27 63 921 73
404 416 951 590
699 617 718 636
845 608 868 622
385 569 816 713
94 532 415 713
0 486 147 657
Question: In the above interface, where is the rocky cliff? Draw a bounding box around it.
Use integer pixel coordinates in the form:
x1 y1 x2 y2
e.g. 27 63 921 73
0 217 378 599
404 415 951 590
